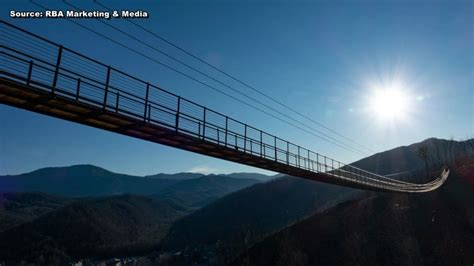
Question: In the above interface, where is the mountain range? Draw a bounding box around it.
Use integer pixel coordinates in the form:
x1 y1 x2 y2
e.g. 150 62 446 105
0 165 272 197
0 166 266 264
0 137 472 265
233 157 474 266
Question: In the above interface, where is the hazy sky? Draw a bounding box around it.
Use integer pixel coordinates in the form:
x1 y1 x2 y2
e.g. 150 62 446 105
0 0 472 176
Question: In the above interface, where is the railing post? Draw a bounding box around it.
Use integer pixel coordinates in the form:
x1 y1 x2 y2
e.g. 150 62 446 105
316 153 319 172
297 146 300 168
103 66 111 110
260 131 263 157
75 78 81 101
225 116 228 147
307 150 310 170
175 96 181 132
115 92 119 113
202 107 207 140
324 156 327 172
144 82 150 121
244 124 247 152
286 142 289 165
52 45 63 94
274 136 277 161
26 60 33 86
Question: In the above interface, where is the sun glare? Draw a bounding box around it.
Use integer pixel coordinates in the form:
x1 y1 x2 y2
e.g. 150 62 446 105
369 85 411 121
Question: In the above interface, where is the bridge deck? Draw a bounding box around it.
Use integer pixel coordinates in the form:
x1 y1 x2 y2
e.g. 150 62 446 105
0 76 369 190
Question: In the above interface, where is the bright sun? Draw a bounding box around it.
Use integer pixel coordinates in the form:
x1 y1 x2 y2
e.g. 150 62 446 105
369 86 411 121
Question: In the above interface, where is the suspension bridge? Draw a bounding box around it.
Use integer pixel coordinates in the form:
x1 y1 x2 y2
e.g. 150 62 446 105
0 20 449 193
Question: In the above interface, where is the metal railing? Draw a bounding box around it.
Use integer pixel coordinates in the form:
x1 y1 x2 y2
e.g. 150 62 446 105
0 20 448 192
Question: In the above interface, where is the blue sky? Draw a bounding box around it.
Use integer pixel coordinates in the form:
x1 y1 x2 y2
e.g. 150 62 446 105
1 0 472 176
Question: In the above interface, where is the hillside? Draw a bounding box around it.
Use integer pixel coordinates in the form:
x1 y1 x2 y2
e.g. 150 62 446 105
234 158 474 266
155 176 359 264
0 192 71 233
0 172 263 264
154 175 262 211
351 138 474 175
0 195 183 264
